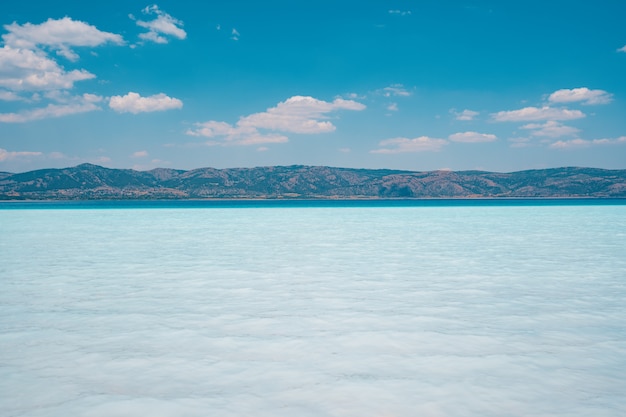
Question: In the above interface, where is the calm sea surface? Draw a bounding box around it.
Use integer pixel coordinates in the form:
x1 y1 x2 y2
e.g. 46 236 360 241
1 200 625 416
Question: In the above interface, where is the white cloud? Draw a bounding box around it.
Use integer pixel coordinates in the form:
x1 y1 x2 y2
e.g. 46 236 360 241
371 136 448 154
48 151 67 159
231 28 240 41
379 84 412 97
592 136 626 145
132 150 148 158
187 96 365 146
452 109 479 121
550 136 626 149
521 121 580 138
238 96 365 133
109 92 183 114
0 17 124 122
0 90 24 101
2 17 124 62
92 156 111 165
389 10 412 16
550 138 591 149
0 46 95 92
491 106 585 122
136 5 186 44
0 93 102 123
0 148 43 161
187 120 235 137
448 131 497 143
186 121 289 146
508 137 532 148
387 103 399 111
617 45 626 53
344 92 367 100
548 88 612 105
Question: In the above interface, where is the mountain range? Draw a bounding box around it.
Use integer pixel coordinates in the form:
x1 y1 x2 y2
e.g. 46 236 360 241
1 164 625 200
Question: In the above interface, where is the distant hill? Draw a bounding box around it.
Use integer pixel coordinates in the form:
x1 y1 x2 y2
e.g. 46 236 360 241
0 164 625 199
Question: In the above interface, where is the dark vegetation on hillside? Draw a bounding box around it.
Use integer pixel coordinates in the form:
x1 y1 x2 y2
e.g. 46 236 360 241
1 164 625 199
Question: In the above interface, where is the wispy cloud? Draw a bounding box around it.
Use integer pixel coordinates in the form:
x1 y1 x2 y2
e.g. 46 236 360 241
2 17 124 61
521 121 579 138
0 46 95 92
448 131 497 143
550 138 594 149
451 109 479 121
492 106 585 122
187 121 288 146
231 28 240 41
187 96 365 146
131 150 148 158
0 90 26 101
0 16 122 114
134 5 186 44
0 93 102 123
378 84 412 97
237 96 365 133
109 92 183 114
548 88 612 105
388 10 412 16
0 148 43 161
617 45 626 53
371 136 447 153
551 136 626 149
508 137 532 148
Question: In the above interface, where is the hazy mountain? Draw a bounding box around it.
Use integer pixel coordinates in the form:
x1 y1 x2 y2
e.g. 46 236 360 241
1 164 625 199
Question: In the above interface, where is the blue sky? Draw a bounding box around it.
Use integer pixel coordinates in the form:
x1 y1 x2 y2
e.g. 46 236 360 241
1 0 625 173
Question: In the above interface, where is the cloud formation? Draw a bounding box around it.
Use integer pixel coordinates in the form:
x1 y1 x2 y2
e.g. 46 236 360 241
132 150 148 158
551 136 626 149
379 84 412 97
0 46 95 92
492 106 585 122
0 16 124 122
448 131 497 143
618 45 626 53
0 93 102 123
388 10 412 16
548 88 612 105
0 147 43 161
371 136 447 153
109 92 183 114
135 5 186 44
452 109 479 121
521 121 580 138
187 96 365 146
2 17 124 61
0 90 25 101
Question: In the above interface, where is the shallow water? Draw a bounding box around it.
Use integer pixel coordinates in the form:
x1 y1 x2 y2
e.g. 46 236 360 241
1 202 625 416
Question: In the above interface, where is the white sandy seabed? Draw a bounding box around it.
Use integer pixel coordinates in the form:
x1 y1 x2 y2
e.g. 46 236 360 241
1 204 625 417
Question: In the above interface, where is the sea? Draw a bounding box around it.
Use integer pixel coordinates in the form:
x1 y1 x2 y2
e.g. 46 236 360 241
1 199 625 417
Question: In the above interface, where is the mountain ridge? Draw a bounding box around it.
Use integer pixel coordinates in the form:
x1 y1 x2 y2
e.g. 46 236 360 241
1 164 625 200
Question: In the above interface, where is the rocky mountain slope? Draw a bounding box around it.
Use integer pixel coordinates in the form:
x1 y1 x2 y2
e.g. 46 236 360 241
1 164 625 199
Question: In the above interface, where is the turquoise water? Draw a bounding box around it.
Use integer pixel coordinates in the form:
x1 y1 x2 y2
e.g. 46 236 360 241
1 202 625 416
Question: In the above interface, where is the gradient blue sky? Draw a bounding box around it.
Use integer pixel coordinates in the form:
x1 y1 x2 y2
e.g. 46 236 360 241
1 0 625 173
